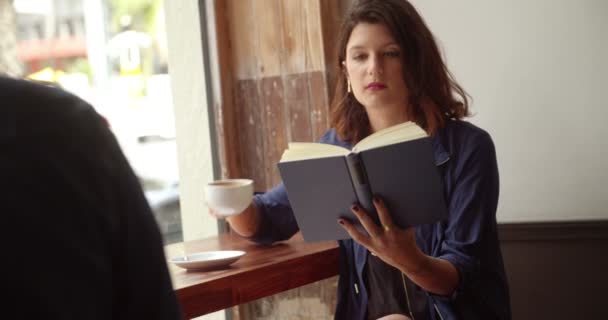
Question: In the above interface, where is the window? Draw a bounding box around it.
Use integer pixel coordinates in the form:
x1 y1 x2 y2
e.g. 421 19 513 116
12 0 182 244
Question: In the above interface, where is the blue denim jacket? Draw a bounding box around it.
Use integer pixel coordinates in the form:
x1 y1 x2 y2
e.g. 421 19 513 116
251 120 511 320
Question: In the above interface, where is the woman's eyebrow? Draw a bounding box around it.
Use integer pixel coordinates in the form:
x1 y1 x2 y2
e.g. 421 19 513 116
347 42 399 51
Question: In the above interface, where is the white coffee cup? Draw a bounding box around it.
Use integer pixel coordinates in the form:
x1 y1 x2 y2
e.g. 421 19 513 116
204 179 254 217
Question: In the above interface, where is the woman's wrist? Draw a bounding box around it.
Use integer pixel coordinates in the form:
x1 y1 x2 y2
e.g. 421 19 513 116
226 201 259 237
397 251 460 296
397 245 431 276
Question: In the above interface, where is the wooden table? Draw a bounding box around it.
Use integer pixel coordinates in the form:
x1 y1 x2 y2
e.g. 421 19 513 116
165 233 339 319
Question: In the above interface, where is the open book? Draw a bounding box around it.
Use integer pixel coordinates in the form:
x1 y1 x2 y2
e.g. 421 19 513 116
278 122 447 242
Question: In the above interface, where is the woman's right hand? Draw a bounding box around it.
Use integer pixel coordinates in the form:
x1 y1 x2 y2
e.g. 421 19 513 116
208 200 260 238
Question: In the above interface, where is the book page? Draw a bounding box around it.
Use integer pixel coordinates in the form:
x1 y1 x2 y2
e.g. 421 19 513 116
352 121 428 152
280 142 350 162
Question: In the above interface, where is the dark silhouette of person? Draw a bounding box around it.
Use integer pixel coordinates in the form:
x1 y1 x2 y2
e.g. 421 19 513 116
2 76 181 319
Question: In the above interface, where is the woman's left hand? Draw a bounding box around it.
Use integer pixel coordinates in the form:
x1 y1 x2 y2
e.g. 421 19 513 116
338 196 429 275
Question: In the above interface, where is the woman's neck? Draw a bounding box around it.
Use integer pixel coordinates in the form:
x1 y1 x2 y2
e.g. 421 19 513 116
367 104 410 133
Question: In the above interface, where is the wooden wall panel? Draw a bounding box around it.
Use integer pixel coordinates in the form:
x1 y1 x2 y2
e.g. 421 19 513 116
284 74 313 143
499 221 608 320
259 77 287 188
235 277 339 319
319 0 352 100
303 0 324 71
216 0 350 181
281 0 307 75
254 0 284 78
227 0 258 79
235 80 267 192
308 71 330 141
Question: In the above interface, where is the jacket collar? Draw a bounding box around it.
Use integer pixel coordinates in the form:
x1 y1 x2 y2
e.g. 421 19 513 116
432 130 450 166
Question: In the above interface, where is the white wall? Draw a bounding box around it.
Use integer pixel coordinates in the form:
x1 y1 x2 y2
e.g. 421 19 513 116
410 0 608 222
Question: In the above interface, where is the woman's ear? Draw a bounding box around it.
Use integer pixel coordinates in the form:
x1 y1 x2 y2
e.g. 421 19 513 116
342 61 352 94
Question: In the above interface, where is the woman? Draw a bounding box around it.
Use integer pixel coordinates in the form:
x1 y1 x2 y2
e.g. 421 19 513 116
212 1 511 319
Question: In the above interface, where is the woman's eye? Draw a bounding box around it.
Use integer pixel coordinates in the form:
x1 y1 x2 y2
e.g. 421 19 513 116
352 54 367 61
385 51 400 58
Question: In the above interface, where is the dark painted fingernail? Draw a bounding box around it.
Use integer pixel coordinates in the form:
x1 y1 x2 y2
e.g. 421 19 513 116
352 204 359 211
373 196 380 203
338 219 345 225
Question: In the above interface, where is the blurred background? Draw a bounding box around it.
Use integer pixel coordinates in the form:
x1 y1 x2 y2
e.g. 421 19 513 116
3 0 181 244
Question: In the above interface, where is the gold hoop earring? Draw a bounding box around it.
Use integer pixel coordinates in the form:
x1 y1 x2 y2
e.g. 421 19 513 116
347 78 352 93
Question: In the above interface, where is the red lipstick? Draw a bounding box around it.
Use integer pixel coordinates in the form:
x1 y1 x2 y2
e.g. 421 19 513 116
366 82 387 91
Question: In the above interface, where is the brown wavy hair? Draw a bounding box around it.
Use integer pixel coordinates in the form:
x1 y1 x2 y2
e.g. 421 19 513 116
330 0 470 144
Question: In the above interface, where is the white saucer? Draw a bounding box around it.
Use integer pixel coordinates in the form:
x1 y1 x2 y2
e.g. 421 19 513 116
169 250 246 270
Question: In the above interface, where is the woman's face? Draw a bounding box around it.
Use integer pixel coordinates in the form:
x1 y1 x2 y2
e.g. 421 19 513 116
344 23 409 114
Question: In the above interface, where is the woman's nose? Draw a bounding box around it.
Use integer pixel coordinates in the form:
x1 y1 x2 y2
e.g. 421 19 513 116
368 55 384 76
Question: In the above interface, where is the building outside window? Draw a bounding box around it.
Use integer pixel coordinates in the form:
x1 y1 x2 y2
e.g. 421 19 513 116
11 0 182 244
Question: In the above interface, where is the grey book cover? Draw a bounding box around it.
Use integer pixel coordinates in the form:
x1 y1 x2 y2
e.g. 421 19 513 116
278 137 447 242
